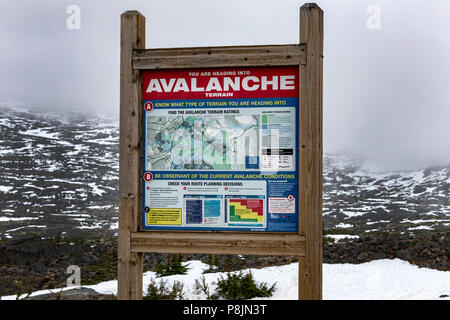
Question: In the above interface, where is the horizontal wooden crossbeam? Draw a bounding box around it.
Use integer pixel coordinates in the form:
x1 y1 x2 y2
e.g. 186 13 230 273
130 232 305 256
133 44 306 70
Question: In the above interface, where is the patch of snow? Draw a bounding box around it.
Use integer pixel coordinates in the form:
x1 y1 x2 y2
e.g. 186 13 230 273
88 183 106 196
327 234 359 242
23 183 44 190
0 216 39 222
408 225 434 231
335 223 353 228
342 210 368 218
19 127 59 139
366 220 390 225
401 219 448 224
109 222 118 230
77 221 104 229
0 186 13 193
86 205 112 210
6 225 46 232
51 214 91 218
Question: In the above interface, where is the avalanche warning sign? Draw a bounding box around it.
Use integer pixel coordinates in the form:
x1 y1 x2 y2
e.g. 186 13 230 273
141 66 299 232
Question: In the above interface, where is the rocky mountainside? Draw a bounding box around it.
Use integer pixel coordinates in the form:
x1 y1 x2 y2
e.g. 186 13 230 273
0 106 449 241
0 106 119 239
323 155 449 240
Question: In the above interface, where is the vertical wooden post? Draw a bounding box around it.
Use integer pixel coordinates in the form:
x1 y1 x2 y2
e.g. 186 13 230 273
298 3 323 300
118 10 145 300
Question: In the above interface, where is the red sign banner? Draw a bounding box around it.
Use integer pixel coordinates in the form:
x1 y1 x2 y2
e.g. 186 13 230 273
142 66 299 100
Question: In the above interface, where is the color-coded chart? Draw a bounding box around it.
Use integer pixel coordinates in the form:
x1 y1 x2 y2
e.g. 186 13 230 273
229 199 264 223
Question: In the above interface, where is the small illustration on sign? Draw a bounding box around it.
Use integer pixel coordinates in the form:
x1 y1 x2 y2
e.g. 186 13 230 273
144 101 154 112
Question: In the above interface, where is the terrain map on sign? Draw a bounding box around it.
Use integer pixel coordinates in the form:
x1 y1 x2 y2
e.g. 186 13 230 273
146 115 259 171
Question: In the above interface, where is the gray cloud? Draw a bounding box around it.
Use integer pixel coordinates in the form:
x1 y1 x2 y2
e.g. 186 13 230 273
0 0 449 170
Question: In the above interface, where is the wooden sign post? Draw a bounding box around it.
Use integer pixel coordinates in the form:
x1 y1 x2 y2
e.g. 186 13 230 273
118 3 323 300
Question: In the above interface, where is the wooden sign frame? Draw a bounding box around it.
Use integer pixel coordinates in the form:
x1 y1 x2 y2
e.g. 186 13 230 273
118 3 323 300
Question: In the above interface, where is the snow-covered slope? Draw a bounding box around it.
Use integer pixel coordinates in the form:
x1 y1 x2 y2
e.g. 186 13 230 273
0 106 119 238
2 259 449 300
323 155 449 239
0 106 449 239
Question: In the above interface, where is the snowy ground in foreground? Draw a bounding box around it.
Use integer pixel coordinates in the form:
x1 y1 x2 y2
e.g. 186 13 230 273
2 259 450 300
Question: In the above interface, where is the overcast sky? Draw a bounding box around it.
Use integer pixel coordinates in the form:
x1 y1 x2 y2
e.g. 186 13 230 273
0 0 449 170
